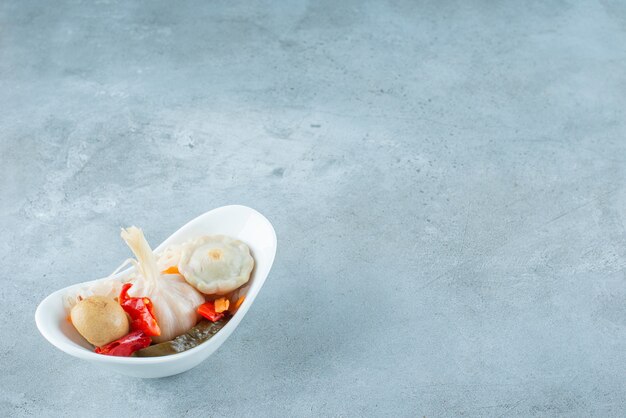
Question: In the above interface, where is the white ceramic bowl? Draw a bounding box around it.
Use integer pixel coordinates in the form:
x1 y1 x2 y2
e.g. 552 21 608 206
35 205 277 378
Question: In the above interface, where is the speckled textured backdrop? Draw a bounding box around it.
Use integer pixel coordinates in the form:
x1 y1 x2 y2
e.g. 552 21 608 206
1 0 626 416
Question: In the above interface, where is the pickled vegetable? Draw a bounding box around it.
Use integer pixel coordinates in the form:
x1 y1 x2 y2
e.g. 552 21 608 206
95 331 151 356
70 296 129 347
134 317 229 357
119 283 161 337
197 301 224 322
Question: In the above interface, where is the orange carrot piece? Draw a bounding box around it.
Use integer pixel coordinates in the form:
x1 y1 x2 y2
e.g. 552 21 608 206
161 265 180 275
234 296 245 310
214 297 230 313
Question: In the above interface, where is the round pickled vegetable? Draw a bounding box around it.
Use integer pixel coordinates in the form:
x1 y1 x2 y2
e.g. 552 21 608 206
70 296 130 347
178 235 254 295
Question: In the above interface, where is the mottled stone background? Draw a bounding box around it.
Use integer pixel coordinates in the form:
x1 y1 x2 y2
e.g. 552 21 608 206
1 0 625 416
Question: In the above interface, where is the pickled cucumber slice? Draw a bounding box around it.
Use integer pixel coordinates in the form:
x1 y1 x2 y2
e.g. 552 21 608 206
134 317 229 357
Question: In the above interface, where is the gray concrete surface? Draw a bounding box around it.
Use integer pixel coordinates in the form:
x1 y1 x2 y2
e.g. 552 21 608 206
1 0 625 416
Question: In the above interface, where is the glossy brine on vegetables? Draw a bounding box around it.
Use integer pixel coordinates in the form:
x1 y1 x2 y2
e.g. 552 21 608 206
65 226 253 357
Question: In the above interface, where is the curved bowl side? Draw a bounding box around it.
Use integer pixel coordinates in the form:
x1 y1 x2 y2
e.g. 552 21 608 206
35 205 277 378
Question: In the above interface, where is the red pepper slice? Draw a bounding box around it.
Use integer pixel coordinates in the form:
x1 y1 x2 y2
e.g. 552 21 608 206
119 283 161 337
119 282 132 305
95 330 151 356
197 301 224 322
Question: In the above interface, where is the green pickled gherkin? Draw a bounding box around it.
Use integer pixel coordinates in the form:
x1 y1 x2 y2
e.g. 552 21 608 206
134 317 229 357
